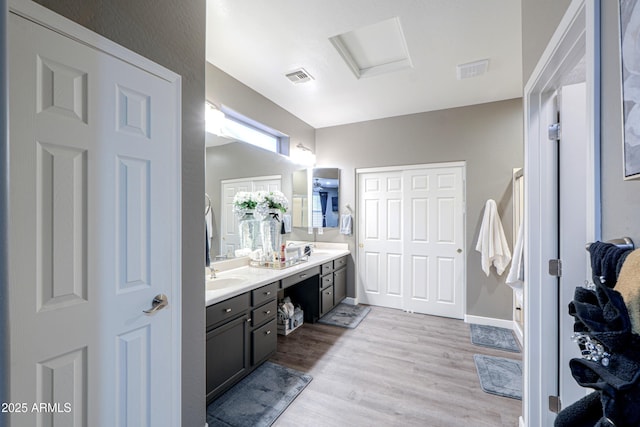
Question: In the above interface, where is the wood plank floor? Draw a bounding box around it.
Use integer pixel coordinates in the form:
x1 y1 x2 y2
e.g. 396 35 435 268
270 306 522 427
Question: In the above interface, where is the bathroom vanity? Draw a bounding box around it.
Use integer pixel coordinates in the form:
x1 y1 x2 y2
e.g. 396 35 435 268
205 245 349 403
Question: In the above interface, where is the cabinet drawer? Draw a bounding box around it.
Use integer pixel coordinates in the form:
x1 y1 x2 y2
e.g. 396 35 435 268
321 273 334 289
321 261 334 276
206 293 251 330
334 255 348 270
281 266 320 289
252 318 277 364
252 282 278 307
252 299 277 328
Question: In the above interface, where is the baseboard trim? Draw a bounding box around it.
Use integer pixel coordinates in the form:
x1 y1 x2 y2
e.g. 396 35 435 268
519 415 525 427
513 320 524 346
464 314 514 330
343 297 358 306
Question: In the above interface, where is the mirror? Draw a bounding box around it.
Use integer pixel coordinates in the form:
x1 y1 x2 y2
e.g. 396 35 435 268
206 142 304 259
292 168 340 228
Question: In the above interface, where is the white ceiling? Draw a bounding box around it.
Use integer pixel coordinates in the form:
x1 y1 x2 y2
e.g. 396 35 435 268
206 0 522 129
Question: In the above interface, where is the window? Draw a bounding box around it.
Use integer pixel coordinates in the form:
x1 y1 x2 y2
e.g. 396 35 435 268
206 103 289 155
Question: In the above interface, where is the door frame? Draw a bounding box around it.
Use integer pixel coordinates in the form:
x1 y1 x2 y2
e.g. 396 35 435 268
1 0 8 419
523 1 600 426
355 161 466 318
7 1 183 425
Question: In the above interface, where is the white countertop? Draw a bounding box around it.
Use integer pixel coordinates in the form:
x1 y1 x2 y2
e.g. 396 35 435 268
205 245 350 306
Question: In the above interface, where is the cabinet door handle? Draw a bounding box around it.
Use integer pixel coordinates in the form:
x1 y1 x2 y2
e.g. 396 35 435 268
326 291 332 295
300 273 307 278
265 310 271 315
224 308 232 313
265 291 271 296
246 318 252 323
266 330 271 335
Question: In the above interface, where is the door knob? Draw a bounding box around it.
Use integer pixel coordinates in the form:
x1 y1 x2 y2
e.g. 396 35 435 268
143 294 169 314
457 248 463 253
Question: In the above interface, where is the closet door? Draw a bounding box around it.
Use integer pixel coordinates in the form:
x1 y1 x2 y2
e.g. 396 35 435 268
358 171 405 309
403 166 464 318
357 163 465 319
221 180 252 257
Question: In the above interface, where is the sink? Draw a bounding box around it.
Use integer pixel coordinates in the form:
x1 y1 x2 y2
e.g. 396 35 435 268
206 276 247 291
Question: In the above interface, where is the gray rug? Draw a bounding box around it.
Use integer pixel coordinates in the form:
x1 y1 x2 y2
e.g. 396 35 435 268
474 354 523 400
206 362 312 427
470 324 521 353
317 303 371 329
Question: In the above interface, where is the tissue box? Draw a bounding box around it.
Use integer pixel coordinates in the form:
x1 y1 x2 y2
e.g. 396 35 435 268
277 308 304 336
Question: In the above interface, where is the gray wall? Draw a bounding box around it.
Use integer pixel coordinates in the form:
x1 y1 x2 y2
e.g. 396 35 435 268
315 98 524 320
521 0 572 84
601 1 640 240
32 1 206 426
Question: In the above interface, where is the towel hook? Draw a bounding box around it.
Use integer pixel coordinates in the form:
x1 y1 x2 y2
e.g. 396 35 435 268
205 193 212 216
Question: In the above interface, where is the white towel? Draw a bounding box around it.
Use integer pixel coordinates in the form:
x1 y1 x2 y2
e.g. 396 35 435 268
205 210 213 252
282 214 292 233
340 214 352 235
506 221 524 290
475 199 511 276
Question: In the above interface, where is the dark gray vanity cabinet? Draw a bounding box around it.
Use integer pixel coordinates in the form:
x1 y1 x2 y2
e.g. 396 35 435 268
250 282 278 365
320 255 348 317
206 293 250 403
333 263 347 304
286 256 349 322
206 282 278 404
319 262 335 317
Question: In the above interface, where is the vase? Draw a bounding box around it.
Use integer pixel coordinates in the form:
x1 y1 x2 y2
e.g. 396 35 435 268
260 210 282 261
238 211 262 253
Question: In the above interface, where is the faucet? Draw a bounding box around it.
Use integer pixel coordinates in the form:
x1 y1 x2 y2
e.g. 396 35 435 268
206 267 218 279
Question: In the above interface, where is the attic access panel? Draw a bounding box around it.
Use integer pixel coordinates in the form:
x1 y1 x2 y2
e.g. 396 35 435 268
330 17 413 79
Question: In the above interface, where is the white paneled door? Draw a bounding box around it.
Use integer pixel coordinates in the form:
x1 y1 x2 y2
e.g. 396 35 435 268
9 5 180 427
357 163 465 319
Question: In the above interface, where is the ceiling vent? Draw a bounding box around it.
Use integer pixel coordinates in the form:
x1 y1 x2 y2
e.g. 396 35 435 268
456 59 489 80
285 68 314 84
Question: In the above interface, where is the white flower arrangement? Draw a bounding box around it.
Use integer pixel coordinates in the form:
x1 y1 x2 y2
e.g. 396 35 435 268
233 190 289 218
263 191 289 212
232 191 259 217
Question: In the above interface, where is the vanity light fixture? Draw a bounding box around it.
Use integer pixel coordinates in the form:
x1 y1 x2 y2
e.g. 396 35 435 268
205 102 225 136
292 143 316 166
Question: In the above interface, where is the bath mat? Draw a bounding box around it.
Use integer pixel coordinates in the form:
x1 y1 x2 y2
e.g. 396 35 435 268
474 354 523 400
470 324 521 353
206 361 312 427
317 303 371 329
